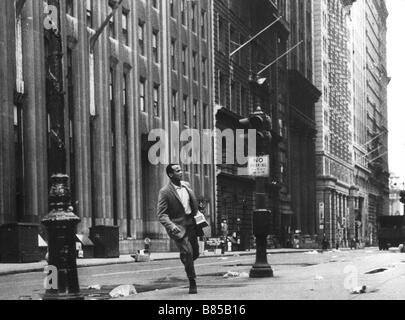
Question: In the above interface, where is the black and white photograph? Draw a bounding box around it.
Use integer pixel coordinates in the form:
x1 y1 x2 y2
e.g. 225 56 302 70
0 0 404 307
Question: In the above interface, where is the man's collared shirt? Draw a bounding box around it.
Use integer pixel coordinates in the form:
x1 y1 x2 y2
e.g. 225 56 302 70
172 182 192 215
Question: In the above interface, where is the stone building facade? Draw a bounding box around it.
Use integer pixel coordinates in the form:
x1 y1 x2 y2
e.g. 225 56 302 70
286 0 321 247
313 0 357 248
0 0 215 253
213 0 290 249
351 0 389 246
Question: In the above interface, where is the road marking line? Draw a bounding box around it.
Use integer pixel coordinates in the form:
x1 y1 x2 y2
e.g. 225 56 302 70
91 258 252 278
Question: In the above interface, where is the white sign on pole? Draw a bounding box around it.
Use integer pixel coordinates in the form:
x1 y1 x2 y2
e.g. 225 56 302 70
319 202 325 230
248 156 270 177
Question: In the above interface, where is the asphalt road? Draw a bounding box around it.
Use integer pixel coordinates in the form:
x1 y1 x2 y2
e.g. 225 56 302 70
1 248 405 300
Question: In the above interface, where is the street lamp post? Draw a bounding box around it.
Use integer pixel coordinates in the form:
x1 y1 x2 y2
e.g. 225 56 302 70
39 0 125 299
41 0 82 300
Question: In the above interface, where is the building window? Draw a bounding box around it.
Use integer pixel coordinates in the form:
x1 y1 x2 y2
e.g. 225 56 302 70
122 10 129 46
153 84 160 117
183 95 188 126
138 21 145 56
192 51 198 81
66 0 74 16
67 48 75 194
191 2 197 32
202 58 207 86
201 10 207 39
86 0 93 28
123 73 129 137
140 78 146 112
170 0 175 18
152 30 159 63
15 12 23 93
109 68 115 141
181 0 187 25
231 81 238 113
203 104 208 129
241 86 247 115
218 15 226 53
172 90 178 121
182 45 188 76
170 39 176 70
193 100 198 128
108 4 116 39
219 71 226 107
14 102 25 219
279 119 284 137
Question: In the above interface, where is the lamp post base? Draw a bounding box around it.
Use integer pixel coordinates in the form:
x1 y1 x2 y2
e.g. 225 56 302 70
250 234 273 278
42 174 82 300
42 292 84 301
249 264 274 278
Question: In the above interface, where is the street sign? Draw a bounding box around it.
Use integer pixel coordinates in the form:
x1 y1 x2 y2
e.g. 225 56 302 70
248 155 270 177
319 202 324 219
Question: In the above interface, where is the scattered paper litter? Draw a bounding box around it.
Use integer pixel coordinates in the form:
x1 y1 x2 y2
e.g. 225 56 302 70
351 285 367 294
304 250 319 255
109 285 137 298
223 271 240 278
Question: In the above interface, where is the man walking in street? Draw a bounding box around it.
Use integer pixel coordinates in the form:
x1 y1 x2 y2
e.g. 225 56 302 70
157 164 200 294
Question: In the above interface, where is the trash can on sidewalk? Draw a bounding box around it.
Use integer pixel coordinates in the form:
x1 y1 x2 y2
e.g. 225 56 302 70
89 226 120 258
0 223 42 263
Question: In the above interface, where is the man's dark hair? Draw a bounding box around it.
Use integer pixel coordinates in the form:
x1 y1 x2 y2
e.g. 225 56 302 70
166 164 180 177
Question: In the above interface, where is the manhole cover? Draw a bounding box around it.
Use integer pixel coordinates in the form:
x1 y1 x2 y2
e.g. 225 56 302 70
365 268 387 274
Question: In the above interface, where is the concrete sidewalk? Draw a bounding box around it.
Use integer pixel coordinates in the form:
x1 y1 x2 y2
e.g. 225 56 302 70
0 248 313 276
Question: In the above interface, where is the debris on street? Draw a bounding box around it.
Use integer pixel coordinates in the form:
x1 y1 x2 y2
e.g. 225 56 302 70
350 285 367 294
223 271 240 278
314 275 324 280
365 268 387 274
131 253 150 262
223 271 248 278
87 284 101 290
304 250 319 255
109 285 137 298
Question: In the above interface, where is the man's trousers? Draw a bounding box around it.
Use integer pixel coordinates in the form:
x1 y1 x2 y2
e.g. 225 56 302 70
175 224 200 280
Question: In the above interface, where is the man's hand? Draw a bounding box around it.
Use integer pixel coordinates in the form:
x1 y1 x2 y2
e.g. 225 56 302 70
171 226 181 234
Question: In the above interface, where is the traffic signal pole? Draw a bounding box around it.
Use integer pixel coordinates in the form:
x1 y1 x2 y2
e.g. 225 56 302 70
240 107 274 278
250 176 274 278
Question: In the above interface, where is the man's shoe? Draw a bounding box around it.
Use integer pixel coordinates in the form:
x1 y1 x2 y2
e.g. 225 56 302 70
189 279 197 294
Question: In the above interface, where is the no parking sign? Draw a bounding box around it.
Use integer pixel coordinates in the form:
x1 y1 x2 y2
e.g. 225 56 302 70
248 156 270 177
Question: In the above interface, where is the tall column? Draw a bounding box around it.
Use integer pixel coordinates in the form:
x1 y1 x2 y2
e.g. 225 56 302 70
324 189 333 246
347 195 350 245
0 0 17 224
343 195 347 247
22 1 48 223
331 191 337 247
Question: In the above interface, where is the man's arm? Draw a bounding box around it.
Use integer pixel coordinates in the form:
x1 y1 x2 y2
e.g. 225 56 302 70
157 190 178 232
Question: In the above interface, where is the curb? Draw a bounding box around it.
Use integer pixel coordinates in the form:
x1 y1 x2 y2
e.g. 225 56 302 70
0 249 313 277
